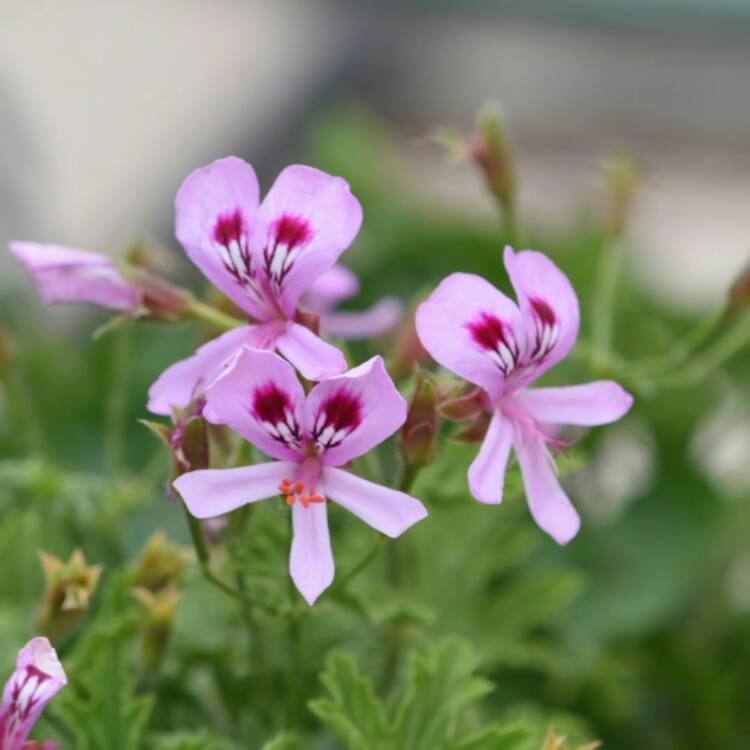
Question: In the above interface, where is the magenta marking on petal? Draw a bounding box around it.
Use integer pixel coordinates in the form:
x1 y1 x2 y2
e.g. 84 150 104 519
466 311 520 376
312 388 362 453
262 214 314 294
213 208 245 245
527 296 559 365
251 382 302 450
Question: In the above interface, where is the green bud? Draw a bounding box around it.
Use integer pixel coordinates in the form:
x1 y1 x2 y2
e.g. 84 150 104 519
400 368 439 468
133 531 193 594
132 585 181 672
601 150 642 237
474 100 517 216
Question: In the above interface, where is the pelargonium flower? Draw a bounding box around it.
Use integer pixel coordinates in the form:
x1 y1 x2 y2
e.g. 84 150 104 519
148 158 362 415
416 246 633 544
0 638 67 750
173 347 427 604
302 264 402 339
9 242 139 311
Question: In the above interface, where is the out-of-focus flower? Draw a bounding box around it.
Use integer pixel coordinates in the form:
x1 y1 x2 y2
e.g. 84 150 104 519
174 347 427 605
416 246 633 544
302 264 402 340
9 242 139 310
133 532 192 593
0 638 67 750
132 586 181 672
36 549 102 640
148 158 362 415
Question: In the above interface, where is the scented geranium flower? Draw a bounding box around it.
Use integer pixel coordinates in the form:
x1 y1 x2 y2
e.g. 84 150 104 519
416 246 633 544
173 347 427 604
0 638 67 750
9 242 139 310
148 158 363 415
302 264 402 339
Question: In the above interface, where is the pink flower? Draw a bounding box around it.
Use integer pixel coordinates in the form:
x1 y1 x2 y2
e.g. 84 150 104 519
8 242 138 311
173 347 428 605
416 246 633 544
0 638 67 750
148 158 362 415
303 264 402 339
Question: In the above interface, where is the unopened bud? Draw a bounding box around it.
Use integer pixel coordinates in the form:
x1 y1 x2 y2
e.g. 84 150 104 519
139 276 190 322
438 387 487 421
400 369 439 468
473 101 517 215
391 305 429 378
132 585 181 671
294 308 321 336
178 414 210 472
36 549 102 640
601 150 642 237
133 531 192 593
453 411 491 443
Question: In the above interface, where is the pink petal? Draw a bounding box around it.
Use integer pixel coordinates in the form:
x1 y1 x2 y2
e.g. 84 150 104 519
303 264 359 312
257 165 363 317
1 638 66 750
304 356 406 466
147 325 256 416
320 298 403 340
275 322 347 381
290 500 334 605
321 467 427 537
173 460 296 518
513 381 634 426
175 157 276 321
514 428 580 544
468 411 513 504
416 272 522 401
9 242 138 310
204 347 306 461
503 246 580 383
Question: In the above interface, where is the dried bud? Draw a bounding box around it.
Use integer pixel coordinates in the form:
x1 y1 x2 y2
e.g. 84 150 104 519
472 100 517 215
438 387 487 421
453 411 491 443
601 150 642 237
36 549 102 640
400 368 439 468
133 531 192 593
132 585 181 671
391 304 429 378
138 275 191 322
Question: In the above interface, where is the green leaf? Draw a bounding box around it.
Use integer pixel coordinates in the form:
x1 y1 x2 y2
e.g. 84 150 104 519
455 724 534 750
53 616 153 750
260 732 308 750
150 731 242 750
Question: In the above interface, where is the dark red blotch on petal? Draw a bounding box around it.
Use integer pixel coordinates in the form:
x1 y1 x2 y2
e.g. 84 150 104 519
467 311 509 351
273 214 312 248
530 297 556 325
214 209 245 246
319 389 362 432
253 383 291 424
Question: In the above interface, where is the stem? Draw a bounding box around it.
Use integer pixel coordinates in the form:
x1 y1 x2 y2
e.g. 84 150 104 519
1 369 46 455
183 298 245 332
592 236 625 359
502 195 520 248
105 326 130 473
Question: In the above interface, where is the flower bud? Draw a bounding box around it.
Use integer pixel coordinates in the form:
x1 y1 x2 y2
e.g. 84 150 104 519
132 585 181 672
472 101 517 215
400 368 439 468
438 386 487 421
452 411 491 444
391 305 429 378
293 308 321 336
133 531 192 594
601 150 642 237
36 549 102 640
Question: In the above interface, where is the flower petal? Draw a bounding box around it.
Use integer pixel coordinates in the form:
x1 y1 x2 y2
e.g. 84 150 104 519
503 246 580 382
513 381 634 426
320 298 403 339
204 347 306 461
173 461 296 518
0 638 66 750
9 242 138 310
416 272 523 401
275 322 347 380
468 411 513 504
290 501 334 605
321 467 427 537
303 263 359 312
514 428 580 544
147 325 256 416
304 355 406 466
175 157 275 321
257 165 363 316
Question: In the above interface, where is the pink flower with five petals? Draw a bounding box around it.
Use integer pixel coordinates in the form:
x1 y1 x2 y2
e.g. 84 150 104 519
0 638 66 750
173 347 427 605
416 246 633 544
148 158 363 415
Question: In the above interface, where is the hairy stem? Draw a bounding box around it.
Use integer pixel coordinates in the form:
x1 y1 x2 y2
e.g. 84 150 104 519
183 298 245 332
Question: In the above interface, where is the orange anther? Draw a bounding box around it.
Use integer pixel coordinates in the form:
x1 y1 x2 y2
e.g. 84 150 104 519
278 478 292 493
309 494 324 504
285 495 295 505
294 480 305 494
300 495 310 508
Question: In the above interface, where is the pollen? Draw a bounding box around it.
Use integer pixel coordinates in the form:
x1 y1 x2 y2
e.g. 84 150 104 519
279 477 325 507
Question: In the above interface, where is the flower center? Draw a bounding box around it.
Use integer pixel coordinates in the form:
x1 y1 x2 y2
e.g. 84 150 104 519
278 457 325 507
